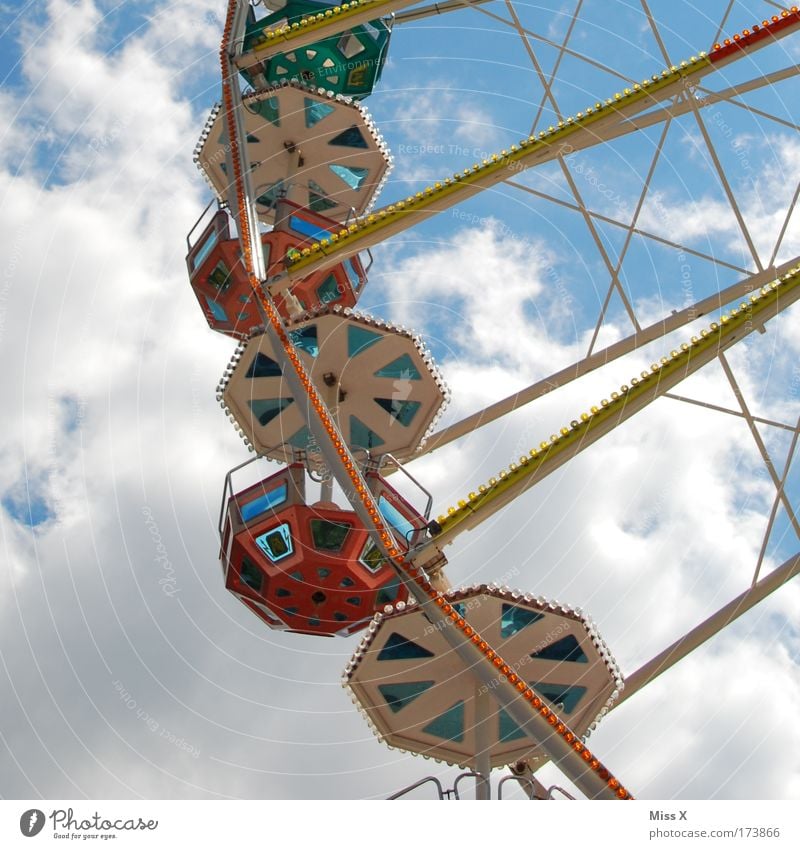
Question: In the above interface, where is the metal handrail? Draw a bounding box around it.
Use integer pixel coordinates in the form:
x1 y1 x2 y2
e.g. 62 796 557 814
497 774 536 800
218 455 264 535
387 776 445 800
452 771 482 800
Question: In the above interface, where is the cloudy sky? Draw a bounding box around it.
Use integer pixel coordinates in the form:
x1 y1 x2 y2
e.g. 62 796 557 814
1 0 799 801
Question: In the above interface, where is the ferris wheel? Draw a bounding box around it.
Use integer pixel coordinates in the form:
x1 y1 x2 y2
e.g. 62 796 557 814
185 0 800 800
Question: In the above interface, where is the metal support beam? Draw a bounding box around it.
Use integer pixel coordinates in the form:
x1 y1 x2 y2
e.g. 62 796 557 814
474 684 492 800
393 0 493 24
275 18 800 287
412 266 800 559
415 259 796 458
616 552 800 707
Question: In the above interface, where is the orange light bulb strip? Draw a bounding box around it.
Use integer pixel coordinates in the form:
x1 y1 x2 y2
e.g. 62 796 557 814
710 7 800 59
431 269 800 535
218 0 633 799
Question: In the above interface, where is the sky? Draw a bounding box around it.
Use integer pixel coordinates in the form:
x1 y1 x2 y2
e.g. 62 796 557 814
1 0 799 802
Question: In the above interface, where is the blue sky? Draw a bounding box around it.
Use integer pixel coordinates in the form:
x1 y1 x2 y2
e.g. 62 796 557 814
1 0 799 803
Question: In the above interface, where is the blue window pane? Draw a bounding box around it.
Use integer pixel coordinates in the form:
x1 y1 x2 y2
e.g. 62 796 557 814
350 416 385 450
374 397 421 427
498 708 528 742
348 325 381 357
531 683 587 715
240 482 288 522
328 125 368 148
248 398 294 427
288 325 318 356
379 681 434 714
345 259 362 291
245 352 282 379
376 578 400 606
288 214 331 243
316 275 340 304
304 98 335 127
288 426 313 449
530 635 588 664
255 523 293 562
240 558 263 592
204 295 228 323
308 180 337 213
191 230 218 271
374 354 422 380
379 495 415 543
500 604 544 638
330 164 369 190
377 632 434 661
256 181 285 210
250 96 280 126
422 701 465 743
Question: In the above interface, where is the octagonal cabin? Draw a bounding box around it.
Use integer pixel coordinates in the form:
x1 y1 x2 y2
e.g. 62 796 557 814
239 1 391 100
186 202 367 336
220 464 429 636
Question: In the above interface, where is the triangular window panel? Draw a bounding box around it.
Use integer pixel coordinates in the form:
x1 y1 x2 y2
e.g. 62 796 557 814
348 325 382 357
316 274 340 304
500 604 544 638
378 680 434 714
307 179 337 213
330 164 368 190
288 426 312 449
328 125 369 149
204 295 228 323
250 96 280 126
422 701 465 743
256 181 284 210
288 325 318 357
374 397 421 427
530 634 588 664
246 134 260 144
248 398 294 427
305 98 336 128
350 415 385 450
377 632 435 661
245 352 282 379
498 708 528 742
531 682 587 715
374 354 421 381
376 578 400 606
